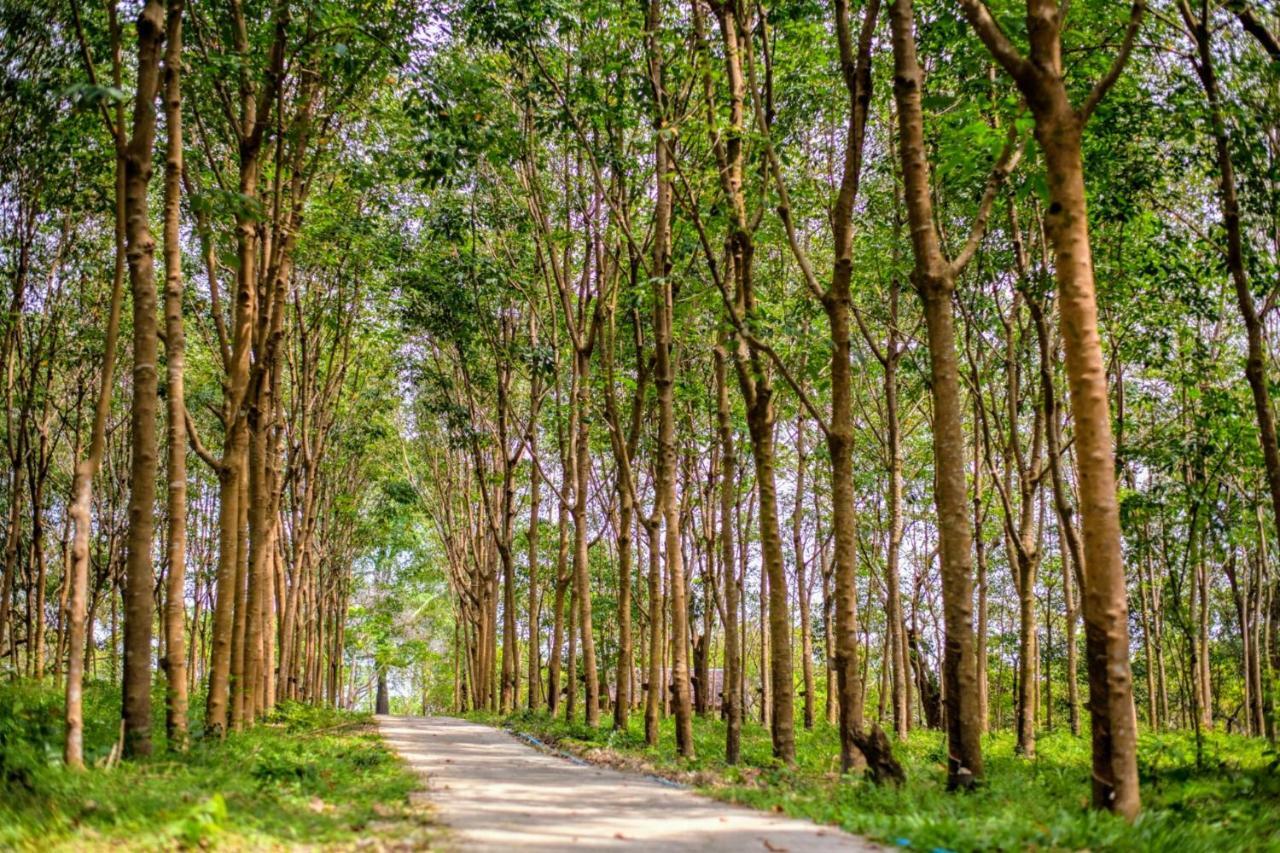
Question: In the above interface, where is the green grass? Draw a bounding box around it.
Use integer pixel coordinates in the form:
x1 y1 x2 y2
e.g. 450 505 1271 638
0 680 429 850
479 708 1280 852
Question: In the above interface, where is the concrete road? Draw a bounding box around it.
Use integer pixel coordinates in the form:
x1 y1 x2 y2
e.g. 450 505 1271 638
376 715 882 852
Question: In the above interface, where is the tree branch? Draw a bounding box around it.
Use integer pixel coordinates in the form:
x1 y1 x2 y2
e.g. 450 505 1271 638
956 0 1034 87
950 121 1025 275
1078 1 1146 122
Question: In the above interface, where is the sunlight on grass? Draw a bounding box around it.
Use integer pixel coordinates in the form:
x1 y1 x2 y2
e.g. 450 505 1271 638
479 709 1280 852
0 681 427 850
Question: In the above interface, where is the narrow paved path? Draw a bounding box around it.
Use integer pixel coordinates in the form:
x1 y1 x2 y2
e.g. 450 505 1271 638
377 715 880 852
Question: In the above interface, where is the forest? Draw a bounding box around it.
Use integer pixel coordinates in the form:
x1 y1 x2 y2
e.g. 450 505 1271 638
1 0 1279 849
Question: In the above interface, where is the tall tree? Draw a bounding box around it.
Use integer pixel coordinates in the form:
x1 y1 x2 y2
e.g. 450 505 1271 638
120 0 166 759
957 0 1144 819
888 0 1021 789
160 0 189 750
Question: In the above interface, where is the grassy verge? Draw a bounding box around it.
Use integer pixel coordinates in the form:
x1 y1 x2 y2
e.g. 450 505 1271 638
0 680 430 850
476 708 1280 852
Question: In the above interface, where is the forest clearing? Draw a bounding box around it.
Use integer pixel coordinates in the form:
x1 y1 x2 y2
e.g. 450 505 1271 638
2 0 1280 849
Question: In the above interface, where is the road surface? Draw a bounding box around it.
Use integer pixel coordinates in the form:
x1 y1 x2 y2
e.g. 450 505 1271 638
376 714 881 852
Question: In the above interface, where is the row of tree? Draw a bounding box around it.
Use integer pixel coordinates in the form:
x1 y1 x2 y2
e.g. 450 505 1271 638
1 0 1278 830
405 0 1279 824
1 0 415 763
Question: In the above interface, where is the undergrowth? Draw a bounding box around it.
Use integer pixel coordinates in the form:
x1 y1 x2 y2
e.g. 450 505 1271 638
480 708 1280 852
0 680 426 850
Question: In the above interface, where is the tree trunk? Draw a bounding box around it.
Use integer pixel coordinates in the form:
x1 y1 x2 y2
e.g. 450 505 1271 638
644 519 663 745
889 0 983 788
547 502 569 714
526 360 543 711
715 341 742 763
1037 105 1140 823
161 0 188 749
647 0 694 757
745 395 795 763
64 116 125 762
121 0 166 759
572 345 599 727
885 305 910 740
792 418 815 731
614 494 634 730
376 668 390 715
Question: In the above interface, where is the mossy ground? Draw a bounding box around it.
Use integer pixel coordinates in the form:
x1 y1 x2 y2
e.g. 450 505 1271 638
481 708 1280 852
0 680 430 850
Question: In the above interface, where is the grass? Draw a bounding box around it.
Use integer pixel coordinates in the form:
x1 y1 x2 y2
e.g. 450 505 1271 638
477 708 1280 852
0 680 430 850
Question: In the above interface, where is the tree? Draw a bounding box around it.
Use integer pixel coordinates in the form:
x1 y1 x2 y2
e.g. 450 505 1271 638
957 0 1144 819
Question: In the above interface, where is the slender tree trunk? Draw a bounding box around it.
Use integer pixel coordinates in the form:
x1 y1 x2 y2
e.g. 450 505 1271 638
231 457 250 727
890 0 984 788
647 0 693 756
1031 294 1083 737
527 433 542 711
715 341 741 763
644 519 663 745
973 396 990 735
64 115 125 759
959 0 1142 815
121 0 166 758
161 0 188 749
572 345 599 727
885 325 910 741
614 494 634 730
1037 101 1140 823
792 418 815 731
745 398 795 763
547 502 569 714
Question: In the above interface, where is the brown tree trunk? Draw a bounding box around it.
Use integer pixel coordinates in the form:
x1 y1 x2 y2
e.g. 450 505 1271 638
526 342 543 710
1032 79 1140 826
548 501 569 714
1030 290 1083 737
68 173 124 755
602 298 647 730
161 0 188 749
121 0 166 759
643 518 663 745
972 396 990 735
889 0 985 788
745 395 795 762
231 458 250 727
647 0 694 756
572 345 599 726
792 418 815 731
715 341 742 763
884 299 911 741
958 0 1143 817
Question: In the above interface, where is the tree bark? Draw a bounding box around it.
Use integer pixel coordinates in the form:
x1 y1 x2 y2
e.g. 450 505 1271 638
161 0 188 749
121 0 166 759
715 340 742 763
889 0 984 788
647 0 694 757
958 0 1143 818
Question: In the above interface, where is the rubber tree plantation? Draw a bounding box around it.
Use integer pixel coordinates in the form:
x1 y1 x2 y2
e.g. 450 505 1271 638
1 0 1279 849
